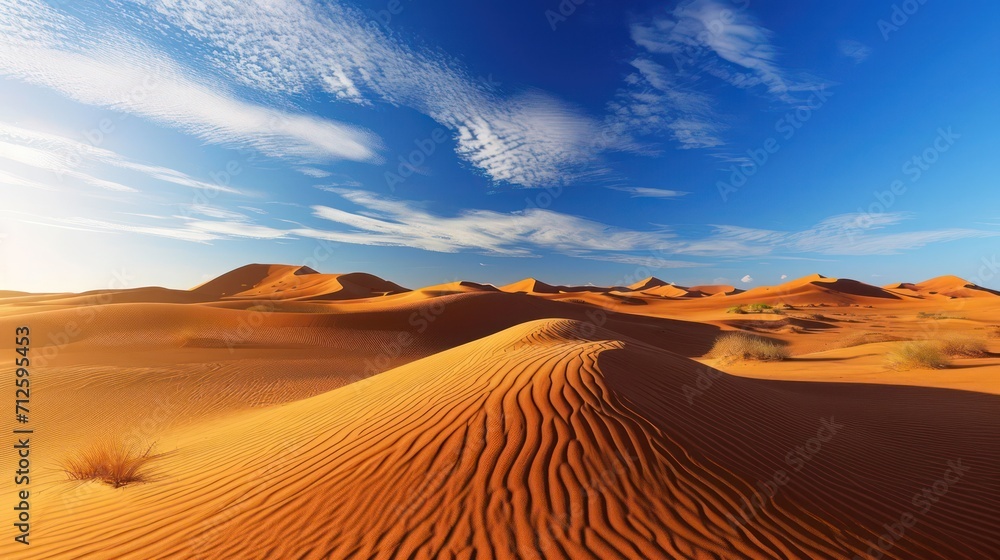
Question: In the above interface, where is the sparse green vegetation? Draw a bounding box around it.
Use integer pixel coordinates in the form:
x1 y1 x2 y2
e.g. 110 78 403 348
63 439 156 488
917 312 955 320
885 341 950 371
727 303 783 315
708 332 790 363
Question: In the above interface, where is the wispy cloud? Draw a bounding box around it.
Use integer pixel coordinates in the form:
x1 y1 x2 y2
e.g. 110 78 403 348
616 0 828 151
576 253 704 269
838 40 873 64
610 58 725 149
0 1 381 164
631 0 814 99
296 167 332 178
607 186 689 198
125 0 610 187
703 212 1000 256
15 191 994 267
0 121 242 194
300 189 679 257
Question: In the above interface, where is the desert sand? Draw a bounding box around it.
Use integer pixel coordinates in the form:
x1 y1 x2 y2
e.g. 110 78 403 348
1 265 998 559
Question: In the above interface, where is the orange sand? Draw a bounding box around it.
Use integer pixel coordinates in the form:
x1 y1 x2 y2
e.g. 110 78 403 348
1 267 997 559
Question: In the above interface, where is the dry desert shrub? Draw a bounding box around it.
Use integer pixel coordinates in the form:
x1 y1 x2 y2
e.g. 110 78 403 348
885 341 950 371
940 335 989 357
63 439 156 488
708 332 789 363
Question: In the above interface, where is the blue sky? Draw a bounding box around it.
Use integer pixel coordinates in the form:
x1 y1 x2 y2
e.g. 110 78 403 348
1 0 998 292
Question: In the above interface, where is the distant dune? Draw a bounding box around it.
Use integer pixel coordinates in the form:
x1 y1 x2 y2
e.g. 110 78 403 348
193 263 409 300
886 275 1000 299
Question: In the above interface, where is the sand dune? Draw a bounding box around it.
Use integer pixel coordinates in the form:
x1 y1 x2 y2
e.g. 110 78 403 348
634 283 691 298
501 278 625 294
4 319 997 559
414 280 500 297
687 284 742 297
627 276 671 291
886 275 1000 299
193 264 409 300
733 274 897 304
1 266 998 559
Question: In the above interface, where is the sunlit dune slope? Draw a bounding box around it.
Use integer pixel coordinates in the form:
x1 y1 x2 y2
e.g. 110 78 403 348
0 291 717 357
501 278 626 294
687 284 742 297
729 274 897 304
886 275 1000 299
6 319 997 559
192 263 409 300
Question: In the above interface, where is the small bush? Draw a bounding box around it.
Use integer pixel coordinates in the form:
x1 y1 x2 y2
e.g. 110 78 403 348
63 439 156 488
729 303 783 315
940 335 989 357
917 312 954 320
708 332 789 363
885 342 950 371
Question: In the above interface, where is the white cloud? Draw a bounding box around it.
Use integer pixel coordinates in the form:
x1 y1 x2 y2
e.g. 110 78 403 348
780 274 788 279
55 217 220 242
0 121 242 194
631 0 805 98
607 186 689 198
617 0 829 151
702 212 1000 256
578 253 703 269
838 40 872 64
301 189 682 257
609 58 725 149
129 0 609 187
297 167 332 178
741 274 754 283
0 138 135 192
0 1 381 164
